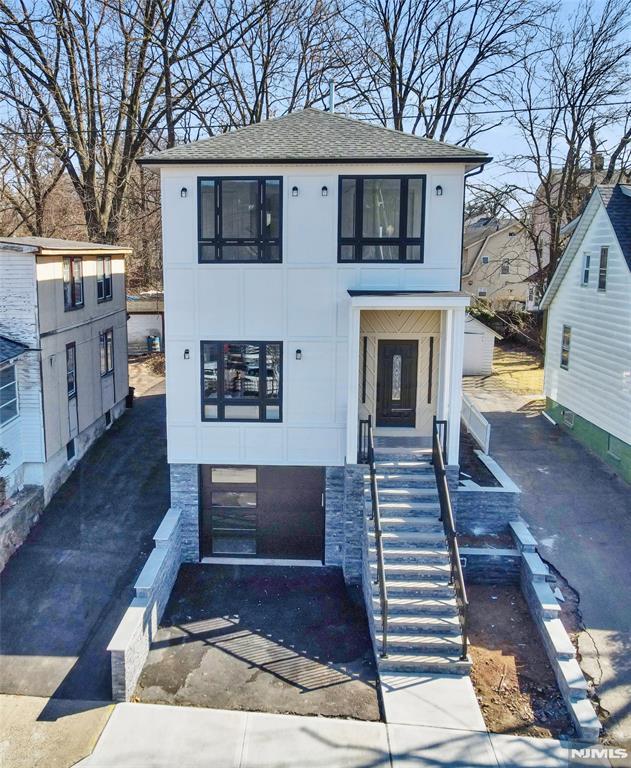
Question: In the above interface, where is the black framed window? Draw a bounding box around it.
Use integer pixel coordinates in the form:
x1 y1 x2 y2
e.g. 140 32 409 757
560 325 571 370
338 175 425 262
201 341 282 422
97 255 112 301
598 247 608 291
66 342 77 398
100 329 114 376
198 177 282 263
63 257 84 310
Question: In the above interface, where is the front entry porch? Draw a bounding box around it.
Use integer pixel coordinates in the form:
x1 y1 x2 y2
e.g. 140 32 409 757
346 291 470 466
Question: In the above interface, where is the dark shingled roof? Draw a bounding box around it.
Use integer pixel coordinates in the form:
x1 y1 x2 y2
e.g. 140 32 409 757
139 108 491 165
598 185 631 271
0 336 28 364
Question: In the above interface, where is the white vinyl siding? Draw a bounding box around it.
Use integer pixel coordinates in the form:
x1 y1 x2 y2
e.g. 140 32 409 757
544 203 631 445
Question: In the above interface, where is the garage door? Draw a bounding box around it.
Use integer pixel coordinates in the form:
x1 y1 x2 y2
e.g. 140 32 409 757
201 465 325 561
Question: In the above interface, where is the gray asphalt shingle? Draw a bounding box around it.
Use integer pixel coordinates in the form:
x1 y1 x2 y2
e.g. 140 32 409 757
139 108 491 165
598 185 631 271
0 336 28 364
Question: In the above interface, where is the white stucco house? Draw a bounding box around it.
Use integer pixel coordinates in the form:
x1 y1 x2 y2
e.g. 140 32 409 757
0 238 130 505
541 185 631 483
141 108 491 673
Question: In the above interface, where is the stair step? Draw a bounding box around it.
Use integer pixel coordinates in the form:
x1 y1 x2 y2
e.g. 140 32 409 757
374 460 432 469
378 652 471 675
378 502 439 511
380 632 462 651
372 596 458 615
375 614 461 634
368 487 439 498
371 530 446 546
378 579 453 598
371 562 451 580
368 547 448 563
379 518 444 534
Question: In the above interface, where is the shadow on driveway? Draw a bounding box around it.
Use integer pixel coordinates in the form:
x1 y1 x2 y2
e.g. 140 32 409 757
0 382 169 704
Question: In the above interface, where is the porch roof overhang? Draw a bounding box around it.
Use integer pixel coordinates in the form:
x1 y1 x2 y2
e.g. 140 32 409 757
347 290 470 310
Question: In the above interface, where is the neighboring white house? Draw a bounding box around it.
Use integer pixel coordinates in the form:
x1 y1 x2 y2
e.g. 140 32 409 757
541 185 631 483
463 315 501 376
0 238 130 504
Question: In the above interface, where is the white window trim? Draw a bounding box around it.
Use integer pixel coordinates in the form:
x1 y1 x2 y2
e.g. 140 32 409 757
0 364 19 428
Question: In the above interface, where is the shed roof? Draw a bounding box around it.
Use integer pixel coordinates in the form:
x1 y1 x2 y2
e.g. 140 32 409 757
139 108 491 167
0 237 131 255
465 314 502 339
0 336 29 364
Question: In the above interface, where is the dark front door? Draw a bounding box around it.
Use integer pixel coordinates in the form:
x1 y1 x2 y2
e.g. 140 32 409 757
201 465 324 560
377 340 418 427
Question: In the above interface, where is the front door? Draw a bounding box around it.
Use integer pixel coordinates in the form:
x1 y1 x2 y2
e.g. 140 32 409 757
376 340 418 427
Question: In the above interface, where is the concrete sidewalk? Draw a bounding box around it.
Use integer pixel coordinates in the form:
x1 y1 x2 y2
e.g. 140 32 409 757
78 700 611 767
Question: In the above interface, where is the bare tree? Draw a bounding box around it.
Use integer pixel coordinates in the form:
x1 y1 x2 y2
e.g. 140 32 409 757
0 0 267 243
339 0 546 143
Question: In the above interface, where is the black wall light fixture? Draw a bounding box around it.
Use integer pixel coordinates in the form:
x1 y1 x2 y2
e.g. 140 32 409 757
180 187 188 198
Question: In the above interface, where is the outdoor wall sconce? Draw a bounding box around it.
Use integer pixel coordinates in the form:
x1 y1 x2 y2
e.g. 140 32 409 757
180 187 188 198
321 185 328 197
435 185 443 196
291 186 299 197
295 349 302 360
183 348 190 359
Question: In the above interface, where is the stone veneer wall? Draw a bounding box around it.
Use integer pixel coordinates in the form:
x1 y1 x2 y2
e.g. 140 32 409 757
324 464 365 584
170 464 199 562
108 508 182 701
0 486 45 572
459 547 521 584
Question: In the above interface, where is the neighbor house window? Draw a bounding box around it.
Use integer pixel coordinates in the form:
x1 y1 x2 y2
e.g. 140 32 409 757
560 325 571 369
501 260 510 274
66 343 77 398
97 255 112 301
338 175 425 262
63 257 84 310
198 177 282 262
100 329 114 375
478 287 488 297
0 364 18 425
581 253 590 285
482 255 490 264
201 341 282 422
598 247 608 290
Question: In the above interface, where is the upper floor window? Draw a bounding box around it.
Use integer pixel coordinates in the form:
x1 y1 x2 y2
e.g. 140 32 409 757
477 287 488 297
501 260 510 275
481 255 489 264
97 255 112 301
338 176 425 262
66 343 77 398
201 341 282 422
63 257 84 310
560 325 571 369
598 247 608 291
198 177 282 263
0 364 18 426
581 253 590 285
100 329 114 376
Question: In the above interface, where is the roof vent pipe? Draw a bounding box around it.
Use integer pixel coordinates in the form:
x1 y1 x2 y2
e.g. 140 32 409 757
329 81 335 114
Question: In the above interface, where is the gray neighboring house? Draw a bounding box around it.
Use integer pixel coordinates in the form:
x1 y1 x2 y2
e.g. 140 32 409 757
0 238 130 567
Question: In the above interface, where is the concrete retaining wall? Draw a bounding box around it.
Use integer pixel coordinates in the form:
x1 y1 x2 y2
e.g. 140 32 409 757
512 521 601 742
460 547 521 585
0 485 45 572
108 508 182 701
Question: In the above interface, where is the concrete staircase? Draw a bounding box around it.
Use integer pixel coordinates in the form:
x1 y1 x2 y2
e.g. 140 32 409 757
366 443 471 676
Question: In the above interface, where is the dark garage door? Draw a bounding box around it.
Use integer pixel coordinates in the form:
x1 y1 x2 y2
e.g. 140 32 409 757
201 465 325 561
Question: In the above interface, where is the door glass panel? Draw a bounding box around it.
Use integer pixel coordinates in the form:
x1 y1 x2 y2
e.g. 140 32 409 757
363 178 400 238
211 491 257 507
212 467 257 483
213 536 256 555
392 354 402 401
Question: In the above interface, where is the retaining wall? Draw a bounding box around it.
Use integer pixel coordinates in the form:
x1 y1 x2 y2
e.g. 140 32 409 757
0 486 45 572
324 464 364 585
108 507 182 701
459 546 521 584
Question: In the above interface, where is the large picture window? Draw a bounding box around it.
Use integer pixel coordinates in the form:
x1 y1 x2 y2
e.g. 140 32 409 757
0 364 18 426
63 257 84 310
198 177 282 263
201 341 282 422
338 175 425 262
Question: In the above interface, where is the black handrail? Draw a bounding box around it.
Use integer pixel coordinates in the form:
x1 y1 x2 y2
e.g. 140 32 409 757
432 416 469 661
365 415 389 658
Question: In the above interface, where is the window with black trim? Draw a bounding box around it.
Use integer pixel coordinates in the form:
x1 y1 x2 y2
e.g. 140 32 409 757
198 177 282 262
560 325 571 370
100 329 114 376
66 343 77 398
338 175 425 262
63 257 84 310
598 247 608 290
97 255 112 301
201 341 282 422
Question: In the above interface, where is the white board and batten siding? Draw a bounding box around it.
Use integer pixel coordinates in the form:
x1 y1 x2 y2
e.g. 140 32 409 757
161 163 466 467
544 203 631 445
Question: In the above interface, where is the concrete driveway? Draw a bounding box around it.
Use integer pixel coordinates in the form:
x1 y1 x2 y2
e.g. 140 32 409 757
0 381 169 701
474 394 631 749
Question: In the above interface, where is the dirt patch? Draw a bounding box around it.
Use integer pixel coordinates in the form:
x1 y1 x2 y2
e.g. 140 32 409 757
468 584 574 739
